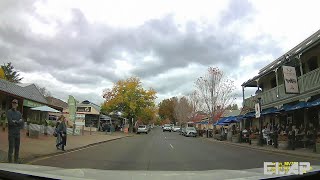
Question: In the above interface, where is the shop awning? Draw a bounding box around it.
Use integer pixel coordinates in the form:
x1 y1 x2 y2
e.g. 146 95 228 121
279 104 291 111
282 102 307 111
224 116 239 123
214 117 228 125
244 111 255 118
261 107 280 115
31 106 61 113
306 98 320 108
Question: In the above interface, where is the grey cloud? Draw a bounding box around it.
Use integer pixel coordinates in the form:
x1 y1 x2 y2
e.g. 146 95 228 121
0 0 283 105
219 0 255 26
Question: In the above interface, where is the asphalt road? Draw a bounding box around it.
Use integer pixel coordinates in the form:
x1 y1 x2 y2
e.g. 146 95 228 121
31 127 320 171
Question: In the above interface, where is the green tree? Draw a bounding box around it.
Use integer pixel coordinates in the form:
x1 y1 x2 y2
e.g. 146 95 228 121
1 62 23 83
138 106 156 125
101 77 157 132
35 84 52 97
0 67 5 80
158 97 177 124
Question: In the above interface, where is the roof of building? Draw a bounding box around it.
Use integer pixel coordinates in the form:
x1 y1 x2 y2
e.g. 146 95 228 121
46 96 68 109
242 29 320 87
221 110 241 117
77 100 101 112
0 79 47 104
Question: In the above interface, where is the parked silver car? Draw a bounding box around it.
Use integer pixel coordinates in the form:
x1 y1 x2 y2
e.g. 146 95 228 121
172 126 181 132
137 125 148 134
185 127 197 137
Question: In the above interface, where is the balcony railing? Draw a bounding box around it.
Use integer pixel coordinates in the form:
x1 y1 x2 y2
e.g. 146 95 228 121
243 67 320 109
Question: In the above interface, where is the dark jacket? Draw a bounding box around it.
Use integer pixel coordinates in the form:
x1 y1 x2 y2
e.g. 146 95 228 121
57 121 67 145
7 109 23 136
57 121 67 134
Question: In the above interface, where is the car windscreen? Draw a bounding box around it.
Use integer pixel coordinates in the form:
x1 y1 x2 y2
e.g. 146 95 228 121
139 125 146 128
187 127 195 130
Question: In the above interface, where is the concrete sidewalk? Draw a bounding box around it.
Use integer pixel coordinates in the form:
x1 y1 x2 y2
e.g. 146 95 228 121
205 138 320 159
0 129 132 163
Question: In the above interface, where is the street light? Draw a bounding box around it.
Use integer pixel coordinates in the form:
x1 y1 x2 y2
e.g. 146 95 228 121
255 88 263 146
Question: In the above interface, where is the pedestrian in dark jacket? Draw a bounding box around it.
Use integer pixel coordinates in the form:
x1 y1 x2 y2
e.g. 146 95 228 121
7 99 24 163
56 116 67 151
55 117 62 149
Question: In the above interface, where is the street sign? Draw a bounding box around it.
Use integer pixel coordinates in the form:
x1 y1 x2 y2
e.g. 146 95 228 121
255 103 261 118
75 122 85 126
76 114 85 118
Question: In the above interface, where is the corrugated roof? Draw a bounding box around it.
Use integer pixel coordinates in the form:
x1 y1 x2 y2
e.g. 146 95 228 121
0 79 47 104
46 96 68 109
221 110 241 117
242 29 320 87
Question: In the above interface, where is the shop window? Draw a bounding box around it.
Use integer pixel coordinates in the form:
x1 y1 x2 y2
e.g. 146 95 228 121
308 56 318 71
270 77 277 88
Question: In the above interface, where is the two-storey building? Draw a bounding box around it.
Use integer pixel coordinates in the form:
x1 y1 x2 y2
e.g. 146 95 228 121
242 29 320 133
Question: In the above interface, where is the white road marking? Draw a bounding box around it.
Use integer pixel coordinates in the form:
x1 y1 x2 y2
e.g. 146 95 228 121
170 144 174 149
165 137 166 139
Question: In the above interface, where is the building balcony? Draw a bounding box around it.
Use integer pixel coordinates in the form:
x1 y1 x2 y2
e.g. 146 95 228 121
243 67 320 109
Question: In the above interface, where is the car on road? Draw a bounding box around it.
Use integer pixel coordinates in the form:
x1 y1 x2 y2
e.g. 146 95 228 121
184 127 197 137
163 124 172 132
181 127 186 135
137 125 148 134
172 126 181 132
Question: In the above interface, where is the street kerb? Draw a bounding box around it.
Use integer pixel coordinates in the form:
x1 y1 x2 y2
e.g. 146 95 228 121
22 135 134 164
205 138 320 160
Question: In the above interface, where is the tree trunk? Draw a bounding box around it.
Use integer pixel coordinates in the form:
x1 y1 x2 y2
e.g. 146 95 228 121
129 116 134 133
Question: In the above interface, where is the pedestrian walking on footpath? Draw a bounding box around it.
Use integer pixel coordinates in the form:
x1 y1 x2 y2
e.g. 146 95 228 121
55 117 62 149
7 99 24 163
56 116 67 151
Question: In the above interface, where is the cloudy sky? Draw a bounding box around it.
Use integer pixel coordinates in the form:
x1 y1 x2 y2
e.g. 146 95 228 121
1 0 319 106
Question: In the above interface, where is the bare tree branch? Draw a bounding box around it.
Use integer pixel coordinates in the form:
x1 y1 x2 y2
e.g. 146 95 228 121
194 67 236 122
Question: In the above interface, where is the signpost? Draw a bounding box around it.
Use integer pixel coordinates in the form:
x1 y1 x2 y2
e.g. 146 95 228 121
255 103 261 118
75 113 85 135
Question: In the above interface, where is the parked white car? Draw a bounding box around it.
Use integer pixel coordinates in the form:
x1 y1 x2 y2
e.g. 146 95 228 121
137 125 148 134
185 127 197 137
163 124 172 132
172 126 181 132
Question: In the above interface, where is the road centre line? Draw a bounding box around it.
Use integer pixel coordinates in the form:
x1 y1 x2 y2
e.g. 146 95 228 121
170 144 174 149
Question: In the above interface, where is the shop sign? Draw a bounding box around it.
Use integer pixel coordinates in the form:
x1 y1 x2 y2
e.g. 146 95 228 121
255 103 260 118
76 114 85 118
77 107 91 112
75 121 85 126
23 99 44 108
282 66 299 94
